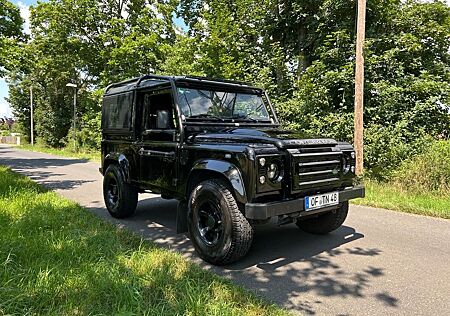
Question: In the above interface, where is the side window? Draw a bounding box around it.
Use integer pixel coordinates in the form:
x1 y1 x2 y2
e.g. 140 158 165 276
102 93 133 129
141 91 176 130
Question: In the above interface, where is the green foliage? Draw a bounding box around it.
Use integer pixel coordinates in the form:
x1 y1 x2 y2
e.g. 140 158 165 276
0 166 286 315
274 0 450 177
392 140 450 195
0 0 24 76
364 124 433 180
6 0 177 147
3 0 450 178
76 110 101 151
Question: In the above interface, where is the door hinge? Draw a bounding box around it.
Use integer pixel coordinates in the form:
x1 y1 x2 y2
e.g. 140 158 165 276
180 149 188 165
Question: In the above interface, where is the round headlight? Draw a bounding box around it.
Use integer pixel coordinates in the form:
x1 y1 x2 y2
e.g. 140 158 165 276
267 163 280 180
259 158 266 167
259 176 266 184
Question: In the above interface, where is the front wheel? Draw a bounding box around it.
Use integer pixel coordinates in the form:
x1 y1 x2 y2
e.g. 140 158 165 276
103 164 138 219
296 202 349 234
188 179 253 265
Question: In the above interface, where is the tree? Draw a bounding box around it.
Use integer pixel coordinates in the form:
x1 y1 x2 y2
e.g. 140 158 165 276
7 0 177 147
0 0 24 76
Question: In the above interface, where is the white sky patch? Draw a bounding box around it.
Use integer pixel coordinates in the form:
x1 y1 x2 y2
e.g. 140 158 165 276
0 101 12 117
17 1 31 35
147 3 164 20
0 78 12 118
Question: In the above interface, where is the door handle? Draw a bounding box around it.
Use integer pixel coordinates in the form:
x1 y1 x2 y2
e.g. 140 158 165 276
139 148 175 160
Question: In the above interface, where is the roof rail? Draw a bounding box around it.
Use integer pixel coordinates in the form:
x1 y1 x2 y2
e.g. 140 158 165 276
104 74 258 94
105 74 172 94
184 75 254 87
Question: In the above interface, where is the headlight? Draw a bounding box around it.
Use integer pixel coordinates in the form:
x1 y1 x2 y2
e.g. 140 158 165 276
267 163 279 180
256 155 284 192
259 157 266 167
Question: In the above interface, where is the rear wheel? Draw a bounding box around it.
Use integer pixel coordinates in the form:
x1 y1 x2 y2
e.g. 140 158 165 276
188 179 253 265
296 202 349 234
103 164 138 218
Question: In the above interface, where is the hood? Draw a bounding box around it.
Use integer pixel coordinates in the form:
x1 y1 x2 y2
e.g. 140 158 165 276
188 128 337 149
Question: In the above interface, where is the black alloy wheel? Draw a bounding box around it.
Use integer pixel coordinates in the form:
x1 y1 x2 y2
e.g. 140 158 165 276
103 164 138 219
197 200 224 246
188 179 253 265
106 177 119 208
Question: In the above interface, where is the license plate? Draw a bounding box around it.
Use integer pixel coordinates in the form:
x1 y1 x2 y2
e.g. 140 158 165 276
305 192 339 211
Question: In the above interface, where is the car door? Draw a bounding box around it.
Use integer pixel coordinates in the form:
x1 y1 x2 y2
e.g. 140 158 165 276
138 89 179 193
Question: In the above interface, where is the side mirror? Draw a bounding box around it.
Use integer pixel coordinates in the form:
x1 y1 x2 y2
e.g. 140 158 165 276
156 110 171 129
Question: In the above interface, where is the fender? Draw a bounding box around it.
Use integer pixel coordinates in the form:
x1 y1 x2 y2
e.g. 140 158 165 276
189 159 248 204
104 153 131 183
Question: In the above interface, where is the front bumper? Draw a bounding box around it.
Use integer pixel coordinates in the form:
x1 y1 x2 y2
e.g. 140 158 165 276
245 186 365 220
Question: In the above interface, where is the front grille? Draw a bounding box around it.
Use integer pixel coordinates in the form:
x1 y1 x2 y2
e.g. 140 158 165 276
290 147 342 193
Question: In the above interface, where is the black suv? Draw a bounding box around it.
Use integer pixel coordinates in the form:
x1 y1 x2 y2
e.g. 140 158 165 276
100 75 364 265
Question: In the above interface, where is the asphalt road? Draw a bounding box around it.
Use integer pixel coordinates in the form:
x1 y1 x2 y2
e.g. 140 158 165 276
1 145 449 315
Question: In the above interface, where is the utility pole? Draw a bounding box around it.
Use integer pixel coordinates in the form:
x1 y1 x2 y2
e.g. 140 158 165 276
30 86 34 146
354 0 366 176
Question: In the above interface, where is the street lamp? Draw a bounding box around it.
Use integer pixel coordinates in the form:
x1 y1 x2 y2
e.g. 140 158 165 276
66 83 77 151
30 86 34 146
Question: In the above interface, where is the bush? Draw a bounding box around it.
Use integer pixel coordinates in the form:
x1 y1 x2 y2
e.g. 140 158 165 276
364 123 433 180
76 111 101 151
392 140 450 196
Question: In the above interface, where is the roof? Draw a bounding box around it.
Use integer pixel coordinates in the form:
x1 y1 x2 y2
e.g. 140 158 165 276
104 74 262 96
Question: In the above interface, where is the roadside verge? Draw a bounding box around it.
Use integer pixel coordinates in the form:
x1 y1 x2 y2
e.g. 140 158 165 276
0 166 287 315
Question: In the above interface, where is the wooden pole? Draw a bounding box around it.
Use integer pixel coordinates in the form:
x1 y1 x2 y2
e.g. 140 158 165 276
354 0 366 176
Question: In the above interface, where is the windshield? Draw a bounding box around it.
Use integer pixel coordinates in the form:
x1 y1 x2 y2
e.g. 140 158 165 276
176 87 272 122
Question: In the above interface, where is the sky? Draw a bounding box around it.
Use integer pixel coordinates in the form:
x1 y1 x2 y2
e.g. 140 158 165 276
1 0 449 117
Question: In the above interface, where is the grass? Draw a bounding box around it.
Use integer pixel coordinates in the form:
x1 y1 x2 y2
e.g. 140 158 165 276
18 144 100 162
0 166 287 315
353 180 450 219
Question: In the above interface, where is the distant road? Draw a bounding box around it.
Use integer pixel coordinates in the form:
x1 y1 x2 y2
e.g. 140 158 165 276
1 145 449 315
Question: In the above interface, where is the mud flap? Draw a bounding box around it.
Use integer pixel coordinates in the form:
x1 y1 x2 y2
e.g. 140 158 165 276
176 200 188 234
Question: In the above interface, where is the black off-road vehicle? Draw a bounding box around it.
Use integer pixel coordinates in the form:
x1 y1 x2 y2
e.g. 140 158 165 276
100 75 364 265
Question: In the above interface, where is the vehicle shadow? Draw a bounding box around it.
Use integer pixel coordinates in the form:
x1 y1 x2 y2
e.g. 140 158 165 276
0 155 96 191
106 195 396 315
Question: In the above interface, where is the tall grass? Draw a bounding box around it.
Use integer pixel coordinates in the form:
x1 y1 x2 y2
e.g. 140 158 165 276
353 180 450 219
354 140 450 219
391 140 450 196
0 166 287 315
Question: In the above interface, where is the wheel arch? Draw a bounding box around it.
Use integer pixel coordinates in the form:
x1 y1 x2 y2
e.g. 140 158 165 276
103 153 131 183
187 159 247 204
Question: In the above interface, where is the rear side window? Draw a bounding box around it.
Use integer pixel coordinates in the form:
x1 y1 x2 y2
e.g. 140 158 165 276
102 93 133 129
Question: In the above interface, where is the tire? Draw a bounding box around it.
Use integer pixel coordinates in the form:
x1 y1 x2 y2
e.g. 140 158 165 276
103 164 138 219
187 179 253 265
296 202 349 234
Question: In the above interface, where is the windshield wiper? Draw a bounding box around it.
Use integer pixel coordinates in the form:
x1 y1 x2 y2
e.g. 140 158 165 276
228 114 268 123
187 113 225 121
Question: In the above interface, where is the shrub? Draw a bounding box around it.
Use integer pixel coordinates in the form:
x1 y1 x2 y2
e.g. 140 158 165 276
392 140 450 196
364 123 433 180
76 111 101 151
